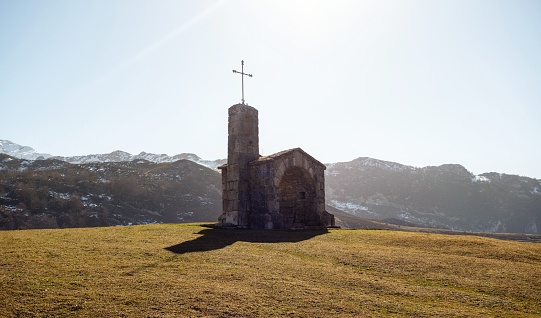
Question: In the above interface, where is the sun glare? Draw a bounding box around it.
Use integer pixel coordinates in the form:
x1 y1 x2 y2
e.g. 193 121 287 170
247 0 366 50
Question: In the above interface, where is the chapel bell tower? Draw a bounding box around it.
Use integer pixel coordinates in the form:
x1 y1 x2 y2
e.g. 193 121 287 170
217 60 334 229
218 104 259 227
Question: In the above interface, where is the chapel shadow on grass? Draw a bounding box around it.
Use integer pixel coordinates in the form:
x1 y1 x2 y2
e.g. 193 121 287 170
165 225 329 255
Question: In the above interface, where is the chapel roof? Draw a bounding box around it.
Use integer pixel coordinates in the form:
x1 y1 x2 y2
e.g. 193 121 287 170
249 147 325 168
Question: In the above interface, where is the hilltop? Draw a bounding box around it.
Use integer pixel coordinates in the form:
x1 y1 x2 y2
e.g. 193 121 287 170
1 224 540 317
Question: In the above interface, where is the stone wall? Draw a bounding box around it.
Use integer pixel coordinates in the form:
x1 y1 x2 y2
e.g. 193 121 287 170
249 148 334 229
218 104 259 227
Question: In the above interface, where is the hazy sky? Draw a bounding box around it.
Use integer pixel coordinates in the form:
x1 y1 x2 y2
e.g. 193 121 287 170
1 0 540 178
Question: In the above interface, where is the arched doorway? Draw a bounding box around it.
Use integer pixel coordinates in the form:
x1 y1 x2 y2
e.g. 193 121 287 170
278 167 318 228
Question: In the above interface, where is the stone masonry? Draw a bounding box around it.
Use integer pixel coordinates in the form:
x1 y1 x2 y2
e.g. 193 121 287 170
218 104 335 229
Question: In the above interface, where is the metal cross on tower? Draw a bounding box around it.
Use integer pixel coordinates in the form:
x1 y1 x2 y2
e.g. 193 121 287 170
232 60 253 105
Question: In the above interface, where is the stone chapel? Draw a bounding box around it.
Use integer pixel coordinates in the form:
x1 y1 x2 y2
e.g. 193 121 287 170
218 103 335 229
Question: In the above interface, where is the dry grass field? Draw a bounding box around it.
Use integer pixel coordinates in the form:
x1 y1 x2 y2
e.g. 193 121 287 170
1 223 540 317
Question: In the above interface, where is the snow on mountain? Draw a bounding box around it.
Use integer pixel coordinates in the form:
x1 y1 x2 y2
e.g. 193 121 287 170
327 157 417 174
58 151 226 170
0 140 53 160
0 140 224 170
472 175 490 183
55 150 133 164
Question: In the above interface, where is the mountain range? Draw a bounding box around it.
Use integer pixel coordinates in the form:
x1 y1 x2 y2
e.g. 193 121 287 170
325 158 541 233
0 140 225 168
1 140 540 233
0 153 222 229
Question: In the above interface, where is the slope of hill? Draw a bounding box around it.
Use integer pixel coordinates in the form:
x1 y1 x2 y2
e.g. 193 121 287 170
1 224 540 317
0 154 221 229
326 157 541 234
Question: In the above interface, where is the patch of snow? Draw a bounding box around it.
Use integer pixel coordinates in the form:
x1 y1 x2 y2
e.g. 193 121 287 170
4 205 22 212
531 187 541 195
197 196 213 205
356 157 414 172
398 212 424 223
50 191 72 200
488 220 505 233
325 163 336 169
329 200 375 216
139 219 159 225
326 170 340 176
525 221 538 234
98 194 112 201
472 175 490 183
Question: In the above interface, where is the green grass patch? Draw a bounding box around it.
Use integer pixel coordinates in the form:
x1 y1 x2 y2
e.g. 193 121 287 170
1 224 540 317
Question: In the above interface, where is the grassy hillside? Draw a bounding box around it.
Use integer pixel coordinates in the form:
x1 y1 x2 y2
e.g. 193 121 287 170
1 224 540 317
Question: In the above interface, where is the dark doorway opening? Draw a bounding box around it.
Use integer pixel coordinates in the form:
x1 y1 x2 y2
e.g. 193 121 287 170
278 167 318 228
